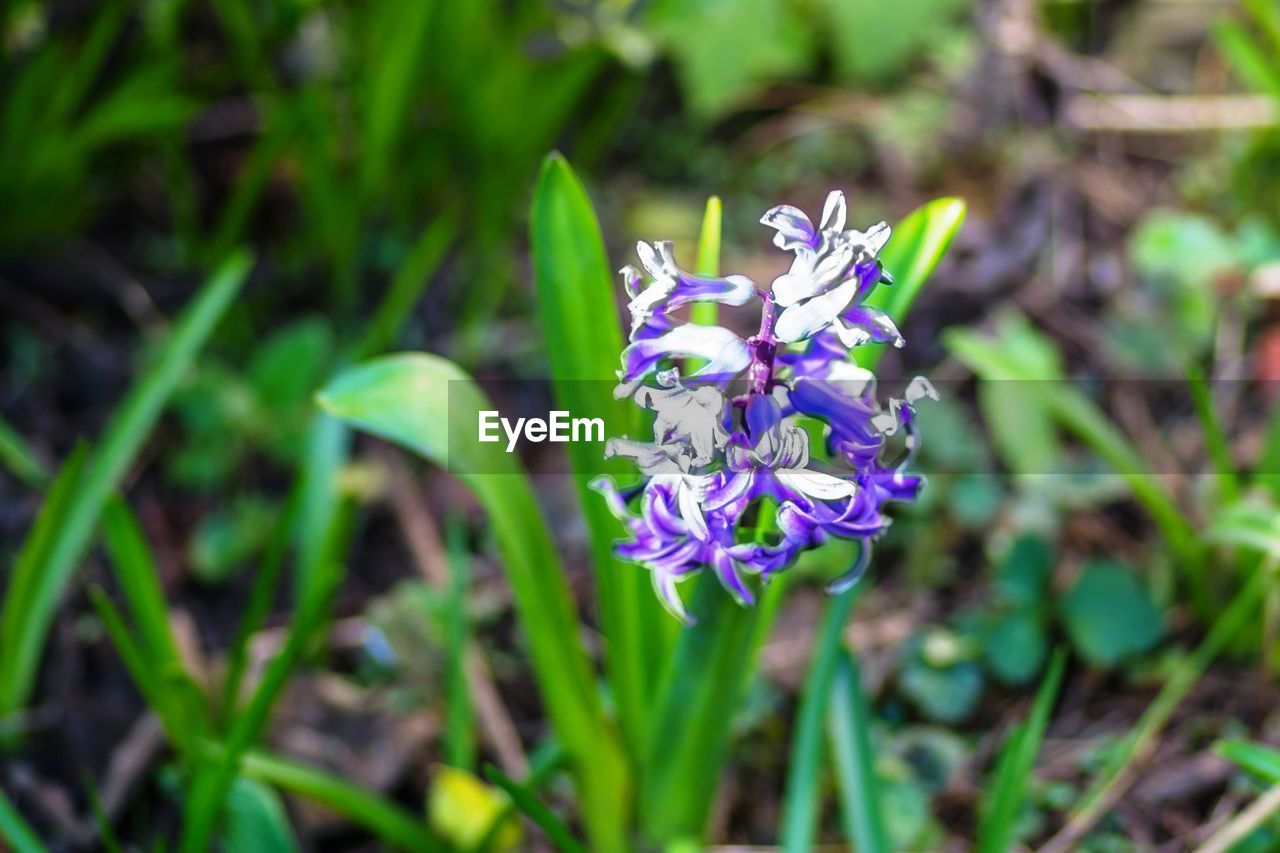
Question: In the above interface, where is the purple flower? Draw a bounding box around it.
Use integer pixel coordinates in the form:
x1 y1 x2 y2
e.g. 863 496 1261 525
593 190 934 622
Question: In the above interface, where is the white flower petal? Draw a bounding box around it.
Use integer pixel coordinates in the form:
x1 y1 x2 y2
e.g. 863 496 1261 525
774 278 859 344
776 468 857 501
677 478 710 541
821 190 847 233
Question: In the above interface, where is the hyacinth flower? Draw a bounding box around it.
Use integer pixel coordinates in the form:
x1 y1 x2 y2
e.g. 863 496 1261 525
592 190 938 623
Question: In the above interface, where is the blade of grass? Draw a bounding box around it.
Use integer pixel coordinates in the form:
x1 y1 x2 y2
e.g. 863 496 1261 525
100 501 208 750
531 152 666 761
180 499 355 852
88 586 165 725
0 443 89 737
475 740 568 852
317 354 629 851
855 197 967 370
353 215 456 361
0 786 46 853
977 647 1067 853
827 650 890 853
101 501 182 679
445 519 476 772
1214 20 1280 98
0 252 250 719
291 414 351 606
484 763 587 853
232 748 443 851
1217 740 1280 783
1192 784 1280 853
0 416 48 487
779 586 859 851
1042 561 1273 851
1186 362 1239 504
220 483 303 716
689 195 722 327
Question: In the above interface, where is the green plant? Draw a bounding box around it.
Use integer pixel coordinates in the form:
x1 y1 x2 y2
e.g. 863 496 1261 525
319 152 966 847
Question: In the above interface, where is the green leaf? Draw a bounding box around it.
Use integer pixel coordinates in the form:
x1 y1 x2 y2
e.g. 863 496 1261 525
856 197 966 370
780 588 859 851
317 354 629 851
1205 498 1280 557
0 253 250 718
977 648 1066 853
1214 20 1280 98
531 152 666 758
983 610 1048 685
1218 740 1280 784
247 318 333 409
0 786 45 853
235 748 443 851
485 764 587 853
994 534 1054 607
821 0 965 83
221 778 299 853
641 574 762 845
354 215 456 361
101 500 205 745
645 0 813 118
827 651 890 853
0 416 48 487
189 496 277 584
1060 561 1163 667
690 195 723 327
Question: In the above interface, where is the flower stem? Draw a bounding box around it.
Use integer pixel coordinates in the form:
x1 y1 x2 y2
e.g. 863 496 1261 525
746 292 778 397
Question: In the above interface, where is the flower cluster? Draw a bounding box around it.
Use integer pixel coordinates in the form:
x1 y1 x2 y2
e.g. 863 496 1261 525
592 191 936 622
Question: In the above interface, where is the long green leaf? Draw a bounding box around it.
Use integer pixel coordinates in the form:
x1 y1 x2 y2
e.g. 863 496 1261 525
0 787 46 853
0 253 250 718
0 417 48 487
317 354 629 851
237 749 443 852
1218 740 1280 784
531 152 665 760
100 501 207 750
690 195 723 326
485 764 588 853
977 648 1066 853
856 196 967 370
101 501 183 678
827 650 889 853
354 215 456 361
779 587 859 850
